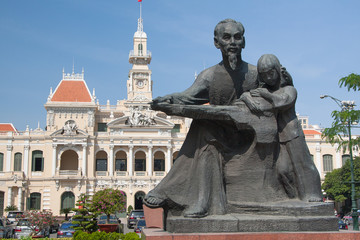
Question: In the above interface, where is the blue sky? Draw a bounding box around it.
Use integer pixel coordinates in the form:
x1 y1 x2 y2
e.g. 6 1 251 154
1 0 359 132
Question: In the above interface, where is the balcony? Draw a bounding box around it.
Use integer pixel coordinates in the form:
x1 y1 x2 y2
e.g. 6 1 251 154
115 171 128 177
96 171 108 177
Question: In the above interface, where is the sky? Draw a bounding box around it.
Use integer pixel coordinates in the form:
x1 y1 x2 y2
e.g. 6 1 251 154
1 0 359 133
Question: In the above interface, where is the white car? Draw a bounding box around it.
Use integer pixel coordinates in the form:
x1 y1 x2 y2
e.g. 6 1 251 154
13 219 49 239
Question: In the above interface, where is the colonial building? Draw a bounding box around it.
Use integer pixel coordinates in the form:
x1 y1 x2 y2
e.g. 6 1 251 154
0 14 190 216
0 15 356 217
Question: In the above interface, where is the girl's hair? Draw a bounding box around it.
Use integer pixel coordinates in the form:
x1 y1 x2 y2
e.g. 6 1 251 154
257 54 293 88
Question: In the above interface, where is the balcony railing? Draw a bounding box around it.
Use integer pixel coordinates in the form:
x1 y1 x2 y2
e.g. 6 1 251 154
116 171 127 177
96 171 108 177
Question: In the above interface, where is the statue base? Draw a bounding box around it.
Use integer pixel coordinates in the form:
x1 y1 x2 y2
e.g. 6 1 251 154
165 201 338 233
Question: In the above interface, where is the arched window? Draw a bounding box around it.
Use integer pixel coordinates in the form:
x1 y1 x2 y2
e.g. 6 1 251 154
134 191 145 210
31 150 44 172
115 151 127 172
173 151 179 164
154 151 165 172
61 192 75 210
0 153 3 172
29 193 41 210
342 154 350 166
138 43 143 56
96 151 108 172
60 150 78 170
323 154 333 172
14 152 22 172
135 151 146 172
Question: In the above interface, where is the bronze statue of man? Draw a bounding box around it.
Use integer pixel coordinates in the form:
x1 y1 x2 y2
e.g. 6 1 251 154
144 19 322 218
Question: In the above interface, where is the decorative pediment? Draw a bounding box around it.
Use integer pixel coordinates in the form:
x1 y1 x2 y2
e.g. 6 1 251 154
108 115 174 128
50 120 89 137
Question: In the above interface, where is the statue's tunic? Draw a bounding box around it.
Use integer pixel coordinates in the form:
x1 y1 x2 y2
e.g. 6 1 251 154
147 61 288 216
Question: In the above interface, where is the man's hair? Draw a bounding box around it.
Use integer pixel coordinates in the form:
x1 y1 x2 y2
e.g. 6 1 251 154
214 19 245 38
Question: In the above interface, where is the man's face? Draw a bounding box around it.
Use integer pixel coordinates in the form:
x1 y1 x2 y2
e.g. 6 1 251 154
215 22 244 57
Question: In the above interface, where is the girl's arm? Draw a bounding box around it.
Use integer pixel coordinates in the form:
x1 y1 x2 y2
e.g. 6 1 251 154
251 86 297 111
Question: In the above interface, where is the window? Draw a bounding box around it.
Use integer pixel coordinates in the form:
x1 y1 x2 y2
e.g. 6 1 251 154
342 155 350 166
172 124 181 133
31 150 43 172
0 153 3 172
154 159 165 171
29 193 41 210
97 123 107 132
135 151 146 171
115 159 127 171
61 192 75 210
14 153 22 171
96 159 107 171
135 159 146 171
323 154 333 172
138 43 143 56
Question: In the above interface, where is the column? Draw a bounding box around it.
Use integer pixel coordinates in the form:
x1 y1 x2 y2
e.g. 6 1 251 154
7 187 12 207
147 146 153 176
6 145 12 172
17 188 22 211
166 146 172 173
52 144 57 177
335 144 341 169
109 145 114 177
128 146 134 177
82 145 87 176
315 143 322 177
23 145 29 177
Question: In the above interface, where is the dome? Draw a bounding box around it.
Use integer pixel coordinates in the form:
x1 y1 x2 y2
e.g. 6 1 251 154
134 31 147 38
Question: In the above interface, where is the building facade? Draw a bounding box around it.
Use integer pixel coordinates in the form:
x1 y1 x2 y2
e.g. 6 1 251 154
0 16 356 217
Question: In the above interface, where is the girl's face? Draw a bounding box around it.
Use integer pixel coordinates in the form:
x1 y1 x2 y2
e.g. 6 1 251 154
259 67 279 87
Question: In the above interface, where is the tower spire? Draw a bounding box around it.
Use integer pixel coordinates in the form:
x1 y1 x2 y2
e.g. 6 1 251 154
137 1 143 33
72 57 75 74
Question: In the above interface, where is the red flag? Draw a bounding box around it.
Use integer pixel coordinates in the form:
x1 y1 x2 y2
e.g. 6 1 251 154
138 0 142 2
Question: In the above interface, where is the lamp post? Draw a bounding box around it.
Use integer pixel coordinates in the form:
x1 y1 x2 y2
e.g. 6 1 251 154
320 94 358 230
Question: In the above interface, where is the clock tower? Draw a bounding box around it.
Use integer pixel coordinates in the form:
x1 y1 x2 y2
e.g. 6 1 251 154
127 7 152 103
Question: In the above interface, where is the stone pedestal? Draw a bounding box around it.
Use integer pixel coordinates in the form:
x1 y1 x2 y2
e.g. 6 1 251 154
143 228 360 240
165 201 338 233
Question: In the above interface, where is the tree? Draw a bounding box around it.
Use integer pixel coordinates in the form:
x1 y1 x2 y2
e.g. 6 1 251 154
23 210 58 237
71 193 98 233
322 73 360 151
322 157 360 206
4 205 18 212
60 207 72 221
92 188 126 224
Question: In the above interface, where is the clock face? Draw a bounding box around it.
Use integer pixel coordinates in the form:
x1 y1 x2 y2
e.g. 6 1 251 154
137 80 144 88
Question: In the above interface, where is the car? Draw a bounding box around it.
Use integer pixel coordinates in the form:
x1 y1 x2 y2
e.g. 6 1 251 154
133 219 146 236
49 221 60 234
13 219 50 239
127 210 144 229
338 219 348 230
0 218 13 238
6 211 24 224
57 222 78 238
97 214 119 225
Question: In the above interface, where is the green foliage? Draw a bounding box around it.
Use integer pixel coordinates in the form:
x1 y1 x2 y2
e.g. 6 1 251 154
322 73 360 152
322 156 360 202
339 73 360 91
4 205 18 212
23 210 58 237
72 193 98 233
73 230 139 240
127 205 133 214
92 188 126 224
